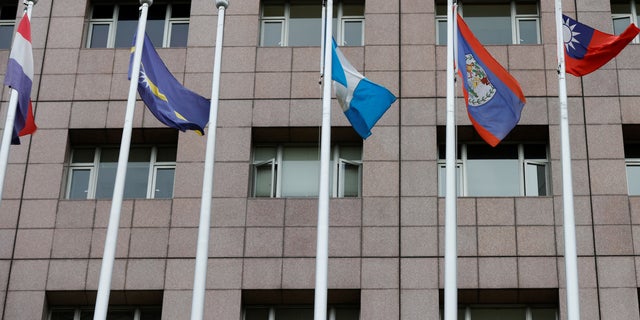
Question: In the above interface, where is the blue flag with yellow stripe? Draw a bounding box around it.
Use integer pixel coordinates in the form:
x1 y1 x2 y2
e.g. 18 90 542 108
128 34 210 134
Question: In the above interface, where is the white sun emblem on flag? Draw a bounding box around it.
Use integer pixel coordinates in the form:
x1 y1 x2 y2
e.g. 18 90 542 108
139 67 150 87
563 17 581 51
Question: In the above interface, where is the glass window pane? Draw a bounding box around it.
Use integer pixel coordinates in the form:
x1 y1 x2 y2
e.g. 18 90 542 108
0 25 12 49
437 20 447 45
438 163 462 196
341 162 360 197
525 162 547 196
262 21 283 46
114 5 139 48
146 19 165 48
69 169 91 199
89 23 110 48
613 16 632 35
471 308 526 320
281 147 319 197
96 148 119 199
289 4 322 46
254 162 274 197
464 4 512 45
92 5 114 19
467 159 520 196
170 22 189 47
627 164 640 195
245 307 270 320
154 168 174 198
0 5 16 20
343 20 363 46
171 4 191 18
50 310 76 320
531 308 557 320
518 19 538 44
124 148 151 198
254 146 277 162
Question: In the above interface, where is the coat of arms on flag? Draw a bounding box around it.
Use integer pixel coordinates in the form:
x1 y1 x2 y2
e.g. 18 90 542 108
464 54 496 107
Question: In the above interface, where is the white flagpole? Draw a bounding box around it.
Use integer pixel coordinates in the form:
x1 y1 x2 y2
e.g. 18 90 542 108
0 0 35 207
444 1 458 320
93 1 151 319
314 0 333 318
189 0 227 319
554 1 581 319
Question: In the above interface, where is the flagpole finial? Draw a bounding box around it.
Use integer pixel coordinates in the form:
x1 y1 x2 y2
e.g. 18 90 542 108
140 0 153 5
216 0 229 9
24 0 37 5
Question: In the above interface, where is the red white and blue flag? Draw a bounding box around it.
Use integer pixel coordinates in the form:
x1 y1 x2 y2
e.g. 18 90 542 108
563 14 640 76
456 13 526 147
4 12 36 145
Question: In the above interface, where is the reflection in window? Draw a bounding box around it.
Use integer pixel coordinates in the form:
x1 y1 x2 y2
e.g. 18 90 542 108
436 0 540 45
87 2 190 48
611 0 640 43
66 146 176 199
252 144 362 198
438 143 550 197
260 0 364 46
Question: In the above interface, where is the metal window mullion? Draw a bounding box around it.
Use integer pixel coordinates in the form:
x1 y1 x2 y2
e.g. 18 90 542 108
134 307 142 320
510 0 518 44
87 147 101 199
283 2 290 46
332 145 340 197
75 308 81 320
632 0 639 43
518 144 526 196
275 145 283 197
108 5 119 48
464 306 471 320
268 307 276 320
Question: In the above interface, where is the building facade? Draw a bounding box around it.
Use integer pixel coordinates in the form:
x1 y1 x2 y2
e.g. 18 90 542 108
0 0 639 319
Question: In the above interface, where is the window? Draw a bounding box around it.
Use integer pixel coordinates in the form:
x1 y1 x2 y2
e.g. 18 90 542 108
251 127 362 198
611 0 640 43
0 3 16 49
86 2 190 48
260 0 364 46
244 306 359 320
242 289 360 320
252 144 361 198
65 129 177 200
49 306 161 320
439 289 558 320
625 143 640 195
438 143 550 197
47 290 162 320
436 0 540 45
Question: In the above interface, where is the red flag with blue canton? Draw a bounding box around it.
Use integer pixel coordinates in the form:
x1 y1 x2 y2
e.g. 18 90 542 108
456 13 526 147
563 14 640 76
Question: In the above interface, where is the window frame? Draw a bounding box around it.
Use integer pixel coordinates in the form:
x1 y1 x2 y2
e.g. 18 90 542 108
437 143 551 197
65 145 176 200
259 0 365 47
251 144 362 198
436 0 541 45
626 158 640 195
446 304 558 320
86 2 190 48
48 306 160 320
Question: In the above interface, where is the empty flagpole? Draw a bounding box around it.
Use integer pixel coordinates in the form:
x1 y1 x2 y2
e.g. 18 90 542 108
0 0 35 206
93 1 151 319
189 0 228 319
554 1 581 319
444 1 458 320
314 0 333 319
